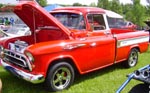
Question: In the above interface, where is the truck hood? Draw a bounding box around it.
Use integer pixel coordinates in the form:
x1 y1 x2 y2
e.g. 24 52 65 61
13 1 70 36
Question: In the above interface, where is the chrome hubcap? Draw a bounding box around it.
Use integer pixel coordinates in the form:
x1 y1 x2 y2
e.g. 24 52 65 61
129 51 137 67
52 67 71 90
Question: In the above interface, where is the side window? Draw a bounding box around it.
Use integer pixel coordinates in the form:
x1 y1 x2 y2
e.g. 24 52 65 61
87 14 106 31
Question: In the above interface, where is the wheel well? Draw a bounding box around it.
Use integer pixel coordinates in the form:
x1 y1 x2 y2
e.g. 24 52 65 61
46 58 79 77
132 47 140 52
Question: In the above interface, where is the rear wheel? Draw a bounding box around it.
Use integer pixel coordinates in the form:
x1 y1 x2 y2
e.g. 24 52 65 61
45 62 75 92
124 48 138 68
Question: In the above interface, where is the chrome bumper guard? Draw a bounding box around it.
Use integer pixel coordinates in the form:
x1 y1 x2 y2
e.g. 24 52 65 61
1 60 45 84
3 49 32 71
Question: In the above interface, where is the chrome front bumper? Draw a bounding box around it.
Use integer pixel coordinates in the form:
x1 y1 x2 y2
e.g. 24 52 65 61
1 60 45 84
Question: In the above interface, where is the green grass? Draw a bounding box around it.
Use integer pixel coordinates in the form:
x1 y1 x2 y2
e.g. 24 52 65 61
1 50 150 93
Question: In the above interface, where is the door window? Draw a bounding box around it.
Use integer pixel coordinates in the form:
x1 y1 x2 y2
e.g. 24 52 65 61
87 14 106 31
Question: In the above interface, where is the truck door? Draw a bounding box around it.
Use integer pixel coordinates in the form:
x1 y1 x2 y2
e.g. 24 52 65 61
84 13 116 70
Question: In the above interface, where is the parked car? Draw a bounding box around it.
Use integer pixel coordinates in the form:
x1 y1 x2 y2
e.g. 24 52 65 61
124 21 137 29
0 23 10 31
0 1 149 92
0 24 31 40
115 20 137 30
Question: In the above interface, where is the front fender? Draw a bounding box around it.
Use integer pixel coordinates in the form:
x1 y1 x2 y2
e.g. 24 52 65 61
33 54 82 77
25 40 90 76
25 40 82 55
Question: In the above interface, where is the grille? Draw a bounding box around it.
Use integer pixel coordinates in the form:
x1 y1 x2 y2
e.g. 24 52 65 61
3 49 30 70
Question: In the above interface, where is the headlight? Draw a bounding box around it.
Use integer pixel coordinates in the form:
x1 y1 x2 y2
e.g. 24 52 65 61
25 52 34 62
0 45 4 52
0 45 4 58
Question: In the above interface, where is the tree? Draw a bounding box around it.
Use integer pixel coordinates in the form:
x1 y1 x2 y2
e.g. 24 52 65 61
36 0 47 7
0 3 3 8
109 0 122 14
89 2 97 7
73 3 82 6
97 0 122 13
146 0 150 18
131 0 146 27
97 0 110 10
122 4 133 20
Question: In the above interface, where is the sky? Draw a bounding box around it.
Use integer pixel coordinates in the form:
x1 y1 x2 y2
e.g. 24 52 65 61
47 0 98 5
47 0 147 5
0 0 148 5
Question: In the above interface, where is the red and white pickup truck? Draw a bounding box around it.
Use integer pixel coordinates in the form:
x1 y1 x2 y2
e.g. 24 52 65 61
0 1 149 92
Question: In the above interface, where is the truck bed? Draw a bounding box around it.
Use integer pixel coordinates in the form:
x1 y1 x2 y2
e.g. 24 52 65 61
111 28 136 34
114 30 149 40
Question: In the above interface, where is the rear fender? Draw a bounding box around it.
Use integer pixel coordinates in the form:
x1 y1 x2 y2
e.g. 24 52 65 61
129 45 140 52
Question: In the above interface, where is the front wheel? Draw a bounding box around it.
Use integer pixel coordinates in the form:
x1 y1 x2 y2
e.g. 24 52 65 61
45 62 75 92
124 48 138 68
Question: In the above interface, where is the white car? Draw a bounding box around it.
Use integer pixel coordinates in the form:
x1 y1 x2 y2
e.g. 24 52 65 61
0 23 11 31
0 24 31 40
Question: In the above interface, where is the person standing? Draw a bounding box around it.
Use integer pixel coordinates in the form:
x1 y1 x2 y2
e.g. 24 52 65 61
10 17 14 25
4 17 10 25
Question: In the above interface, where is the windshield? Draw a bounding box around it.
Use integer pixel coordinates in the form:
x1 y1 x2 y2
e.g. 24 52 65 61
51 13 86 30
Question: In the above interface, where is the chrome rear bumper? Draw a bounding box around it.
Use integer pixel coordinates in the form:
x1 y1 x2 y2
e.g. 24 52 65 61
1 60 45 84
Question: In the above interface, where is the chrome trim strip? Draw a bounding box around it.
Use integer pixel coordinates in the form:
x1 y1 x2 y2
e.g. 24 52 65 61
3 49 33 71
63 43 86 50
117 36 149 48
4 51 27 67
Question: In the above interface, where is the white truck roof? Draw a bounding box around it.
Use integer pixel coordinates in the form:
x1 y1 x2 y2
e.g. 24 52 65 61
105 10 123 18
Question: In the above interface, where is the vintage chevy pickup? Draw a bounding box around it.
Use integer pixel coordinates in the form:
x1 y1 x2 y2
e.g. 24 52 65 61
0 1 149 92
